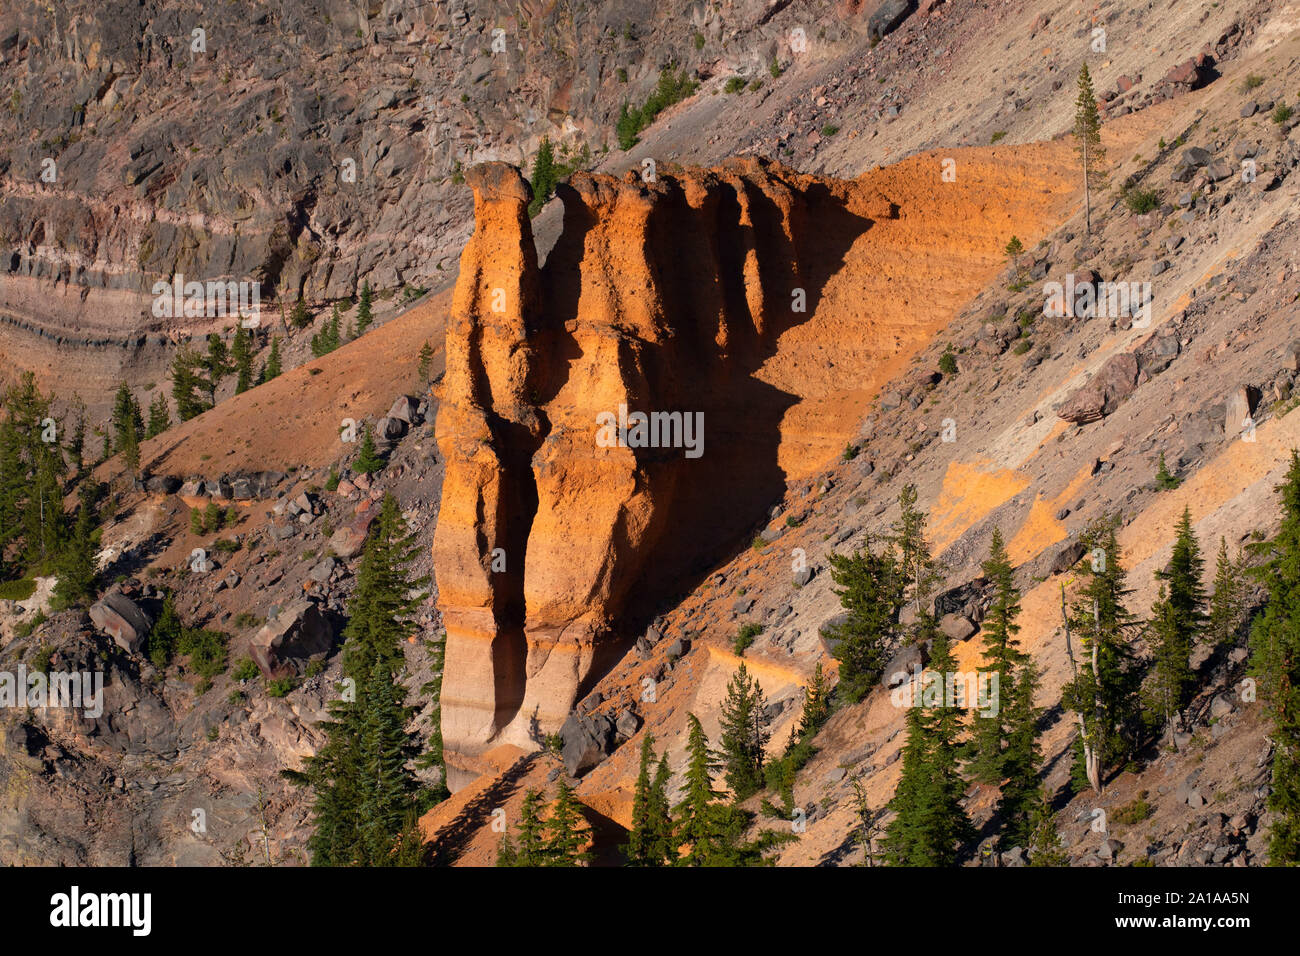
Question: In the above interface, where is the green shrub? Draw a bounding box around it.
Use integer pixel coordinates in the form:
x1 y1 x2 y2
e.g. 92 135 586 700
1113 794 1155 825
990 130 1007 143
938 348 958 376
1013 339 1033 355
820 124 840 137
266 676 298 698
0 578 37 600
724 76 746 94
1272 103 1294 125
232 657 260 682
1123 186 1161 214
1241 73 1264 93
29 644 54 674
734 622 764 655
178 627 228 680
692 32 704 50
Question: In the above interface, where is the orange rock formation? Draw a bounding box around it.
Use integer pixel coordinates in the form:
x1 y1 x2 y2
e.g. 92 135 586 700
434 150 1075 783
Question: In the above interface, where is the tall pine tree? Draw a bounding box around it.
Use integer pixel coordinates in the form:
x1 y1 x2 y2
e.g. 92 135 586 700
880 615 974 865
1248 450 1300 864
718 662 769 801
1061 515 1141 792
970 527 1025 784
825 536 902 702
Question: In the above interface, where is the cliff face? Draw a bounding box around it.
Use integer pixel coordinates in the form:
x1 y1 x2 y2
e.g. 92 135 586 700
433 148 1075 779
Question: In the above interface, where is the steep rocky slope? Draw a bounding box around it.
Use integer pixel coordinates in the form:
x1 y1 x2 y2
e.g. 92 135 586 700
4 0 1300 866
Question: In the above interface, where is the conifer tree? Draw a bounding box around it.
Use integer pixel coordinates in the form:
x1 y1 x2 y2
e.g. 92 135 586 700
880 617 974 865
892 484 936 622
417 341 434 383
528 136 560 217
146 393 170 438
1208 536 1247 647
627 735 671 866
203 333 233 404
544 779 592 866
1145 507 1205 741
649 752 673 861
149 589 183 669
119 412 140 475
1004 235 1025 277
718 662 770 801
495 832 518 867
1073 62 1106 235
798 662 832 737
971 527 1025 784
170 346 210 421
262 336 283 382
353 423 386 475
512 788 549 866
358 655 419 865
67 395 87 476
1248 450 1300 864
232 326 253 393
1028 792 1069 866
356 281 373 335
297 494 427 865
0 374 67 569
997 657 1042 847
674 713 726 866
1061 515 1141 792
825 536 901 702
53 482 99 608
328 305 341 347
290 296 311 330
111 382 143 453
670 713 789 866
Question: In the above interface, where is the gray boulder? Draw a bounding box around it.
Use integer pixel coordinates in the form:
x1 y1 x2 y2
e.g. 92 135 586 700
560 712 615 777
249 600 335 678
884 643 927 689
89 591 153 654
387 394 422 424
868 0 915 42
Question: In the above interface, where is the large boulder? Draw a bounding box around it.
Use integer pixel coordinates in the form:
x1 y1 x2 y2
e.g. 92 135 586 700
560 712 615 777
89 590 153 654
249 599 335 678
1058 352 1140 423
939 613 978 642
387 394 422 424
868 0 915 42
376 415 407 443
884 642 927 689
327 504 378 558
1224 386 1258 439
142 474 181 495
935 578 986 617
1049 540 1088 575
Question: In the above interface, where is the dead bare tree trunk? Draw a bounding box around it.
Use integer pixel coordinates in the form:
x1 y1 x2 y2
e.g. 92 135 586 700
1061 584 1102 793
1082 135 1092 236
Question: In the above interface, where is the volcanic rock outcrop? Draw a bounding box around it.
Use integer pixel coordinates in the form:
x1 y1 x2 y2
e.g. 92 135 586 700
434 147 1074 782
434 157 883 779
